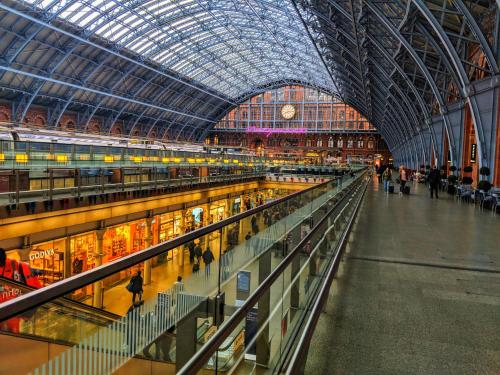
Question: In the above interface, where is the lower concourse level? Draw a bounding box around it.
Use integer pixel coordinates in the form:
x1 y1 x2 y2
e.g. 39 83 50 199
0 177 309 312
306 177 500 374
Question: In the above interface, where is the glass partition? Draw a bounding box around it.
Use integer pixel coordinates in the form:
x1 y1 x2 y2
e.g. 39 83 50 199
0 170 367 375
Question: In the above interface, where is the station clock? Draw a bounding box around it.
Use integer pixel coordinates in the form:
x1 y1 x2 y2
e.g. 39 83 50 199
281 104 296 120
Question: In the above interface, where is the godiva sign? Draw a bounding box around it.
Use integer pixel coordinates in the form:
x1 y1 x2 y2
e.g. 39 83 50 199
29 248 55 261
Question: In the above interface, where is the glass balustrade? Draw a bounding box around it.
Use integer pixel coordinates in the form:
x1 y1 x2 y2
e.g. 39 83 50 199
0 169 367 375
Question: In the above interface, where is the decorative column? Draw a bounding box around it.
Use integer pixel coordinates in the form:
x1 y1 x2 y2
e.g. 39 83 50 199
143 215 154 285
93 228 106 309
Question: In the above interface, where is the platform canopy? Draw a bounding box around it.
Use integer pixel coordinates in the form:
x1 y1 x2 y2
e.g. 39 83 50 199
0 0 498 158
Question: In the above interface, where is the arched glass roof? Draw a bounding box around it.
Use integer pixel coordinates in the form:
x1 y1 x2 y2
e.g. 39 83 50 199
0 0 497 166
24 0 337 98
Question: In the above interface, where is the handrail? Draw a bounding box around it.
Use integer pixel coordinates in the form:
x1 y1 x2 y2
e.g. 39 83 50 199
0 276 119 322
284 177 368 374
0 172 265 199
176 171 366 375
0 172 349 322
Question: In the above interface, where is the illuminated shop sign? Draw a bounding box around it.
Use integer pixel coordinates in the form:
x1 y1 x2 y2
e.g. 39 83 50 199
29 248 55 260
470 144 477 163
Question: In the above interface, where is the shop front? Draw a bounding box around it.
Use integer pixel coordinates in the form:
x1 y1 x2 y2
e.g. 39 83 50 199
154 211 183 264
186 207 204 231
209 201 226 223
231 197 241 216
70 232 97 300
28 239 66 286
102 221 146 287
158 212 183 243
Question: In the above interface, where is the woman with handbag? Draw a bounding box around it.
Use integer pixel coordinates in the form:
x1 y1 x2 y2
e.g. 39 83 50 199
127 270 143 304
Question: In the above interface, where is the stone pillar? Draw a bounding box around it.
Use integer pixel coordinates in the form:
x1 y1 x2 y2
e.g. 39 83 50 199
143 216 154 285
93 228 106 309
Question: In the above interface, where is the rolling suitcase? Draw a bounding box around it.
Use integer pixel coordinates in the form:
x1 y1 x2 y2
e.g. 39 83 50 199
403 185 410 195
388 185 394 193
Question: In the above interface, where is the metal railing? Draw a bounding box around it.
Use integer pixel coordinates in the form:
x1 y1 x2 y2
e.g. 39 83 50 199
0 169 366 375
0 171 266 205
0 173 346 322
176 172 369 374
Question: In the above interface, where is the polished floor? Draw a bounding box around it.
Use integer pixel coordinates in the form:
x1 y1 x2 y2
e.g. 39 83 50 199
305 178 500 375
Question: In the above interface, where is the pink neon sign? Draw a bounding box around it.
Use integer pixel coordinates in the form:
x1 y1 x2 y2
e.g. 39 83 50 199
246 126 307 135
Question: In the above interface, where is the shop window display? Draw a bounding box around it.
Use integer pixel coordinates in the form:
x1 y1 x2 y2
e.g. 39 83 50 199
104 225 130 262
159 212 182 243
70 232 96 300
210 202 226 223
29 240 65 286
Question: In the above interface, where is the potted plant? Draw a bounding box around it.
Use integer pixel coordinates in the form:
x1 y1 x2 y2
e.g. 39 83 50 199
477 180 492 192
450 165 457 173
462 176 473 185
479 166 490 180
463 165 473 173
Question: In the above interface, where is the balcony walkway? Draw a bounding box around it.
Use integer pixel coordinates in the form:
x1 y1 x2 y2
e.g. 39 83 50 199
305 178 500 375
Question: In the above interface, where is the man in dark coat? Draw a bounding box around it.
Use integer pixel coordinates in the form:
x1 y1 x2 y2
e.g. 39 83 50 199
428 166 441 199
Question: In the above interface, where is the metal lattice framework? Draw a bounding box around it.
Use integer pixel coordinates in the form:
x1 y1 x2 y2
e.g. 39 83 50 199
0 0 498 172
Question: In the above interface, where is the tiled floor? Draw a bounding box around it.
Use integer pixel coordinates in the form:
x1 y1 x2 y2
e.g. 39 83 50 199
305 178 500 375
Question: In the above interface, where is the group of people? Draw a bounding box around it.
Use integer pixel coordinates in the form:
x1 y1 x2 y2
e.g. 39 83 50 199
376 164 443 199
185 240 215 278
377 165 408 194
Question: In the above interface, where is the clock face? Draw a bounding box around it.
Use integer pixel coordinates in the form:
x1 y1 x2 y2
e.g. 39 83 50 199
281 104 296 120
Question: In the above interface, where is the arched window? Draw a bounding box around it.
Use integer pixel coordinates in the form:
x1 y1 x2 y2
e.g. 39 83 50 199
337 138 343 148
306 138 312 147
317 138 323 147
357 140 364 148
328 137 334 148
347 139 353 148
368 140 374 149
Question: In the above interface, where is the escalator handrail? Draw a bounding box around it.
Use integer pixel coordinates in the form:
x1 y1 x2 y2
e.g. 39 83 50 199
0 276 120 322
0 173 351 322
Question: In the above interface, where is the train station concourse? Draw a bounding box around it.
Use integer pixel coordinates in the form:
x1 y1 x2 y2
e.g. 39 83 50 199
0 0 498 374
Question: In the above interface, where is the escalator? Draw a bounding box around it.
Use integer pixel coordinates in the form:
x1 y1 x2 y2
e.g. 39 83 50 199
0 277 240 375
0 277 119 344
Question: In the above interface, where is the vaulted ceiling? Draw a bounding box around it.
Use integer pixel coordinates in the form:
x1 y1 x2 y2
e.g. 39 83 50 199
0 0 498 151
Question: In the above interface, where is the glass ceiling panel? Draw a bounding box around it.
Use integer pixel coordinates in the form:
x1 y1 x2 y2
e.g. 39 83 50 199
24 0 339 98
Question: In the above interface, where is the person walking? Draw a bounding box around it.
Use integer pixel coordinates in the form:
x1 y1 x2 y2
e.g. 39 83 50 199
202 247 215 279
173 276 184 295
399 166 407 194
251 215 259 235
375 166 382 184
428 166 441 199
127 270 144 304
382 167 392 192
187 240 195 264
193 242 203 264
244 232 252 254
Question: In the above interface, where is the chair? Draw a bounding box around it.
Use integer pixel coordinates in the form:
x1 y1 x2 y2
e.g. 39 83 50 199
459 185 473 203
489 188 500 213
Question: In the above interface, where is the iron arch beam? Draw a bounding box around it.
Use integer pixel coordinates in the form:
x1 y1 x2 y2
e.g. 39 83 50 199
363 1 458 167
0 2 235 105
410 0 493 169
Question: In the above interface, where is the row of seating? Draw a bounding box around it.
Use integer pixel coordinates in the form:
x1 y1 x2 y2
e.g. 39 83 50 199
454 183 500 212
